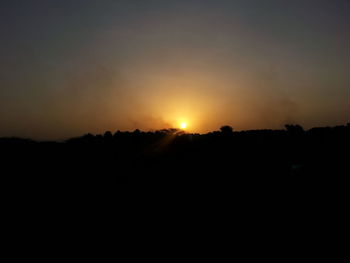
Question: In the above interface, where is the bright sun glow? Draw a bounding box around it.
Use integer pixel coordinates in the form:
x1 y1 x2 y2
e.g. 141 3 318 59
180 122 187 129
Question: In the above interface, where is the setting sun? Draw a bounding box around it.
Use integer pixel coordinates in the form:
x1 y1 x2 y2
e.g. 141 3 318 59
180 122 187 129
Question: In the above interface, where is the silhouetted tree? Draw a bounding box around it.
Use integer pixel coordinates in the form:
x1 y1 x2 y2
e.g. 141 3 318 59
220 125 233 134
104 131 113 140
133 129 141 134
114 130 121 138
285 124 304 134
82 133 95 143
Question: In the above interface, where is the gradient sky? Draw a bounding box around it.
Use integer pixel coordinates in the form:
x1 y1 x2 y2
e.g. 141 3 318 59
1 0 350 139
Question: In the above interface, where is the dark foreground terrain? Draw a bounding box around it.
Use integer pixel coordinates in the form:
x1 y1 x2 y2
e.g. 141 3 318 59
1 124 349 185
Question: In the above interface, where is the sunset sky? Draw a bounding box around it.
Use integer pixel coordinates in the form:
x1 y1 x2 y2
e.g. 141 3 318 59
1 0 350 139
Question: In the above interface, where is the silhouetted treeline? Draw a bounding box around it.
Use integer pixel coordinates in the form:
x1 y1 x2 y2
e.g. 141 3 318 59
1 124 350 184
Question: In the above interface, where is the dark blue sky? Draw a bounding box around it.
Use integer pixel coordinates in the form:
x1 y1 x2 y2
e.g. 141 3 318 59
1 0 349 139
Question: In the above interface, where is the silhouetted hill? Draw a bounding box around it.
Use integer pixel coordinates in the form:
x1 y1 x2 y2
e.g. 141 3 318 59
1 124 350 185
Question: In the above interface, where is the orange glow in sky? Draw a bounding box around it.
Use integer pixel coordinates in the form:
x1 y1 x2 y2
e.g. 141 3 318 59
1 1 350 140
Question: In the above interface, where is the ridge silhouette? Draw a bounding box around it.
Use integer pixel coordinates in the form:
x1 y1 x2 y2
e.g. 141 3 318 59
1 124 349 184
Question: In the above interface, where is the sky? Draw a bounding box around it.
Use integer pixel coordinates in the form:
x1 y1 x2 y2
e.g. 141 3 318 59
0 0 349 139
